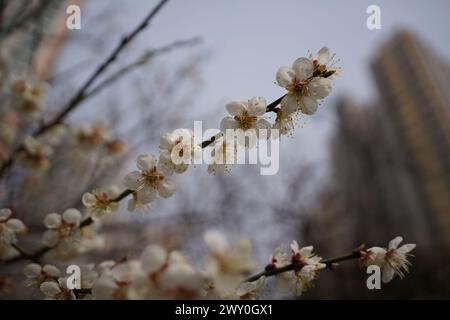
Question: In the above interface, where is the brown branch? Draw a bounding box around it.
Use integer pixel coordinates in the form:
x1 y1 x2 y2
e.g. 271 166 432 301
1 93 285 265
244 245 364 283
85 37 202 99
0 0 170 178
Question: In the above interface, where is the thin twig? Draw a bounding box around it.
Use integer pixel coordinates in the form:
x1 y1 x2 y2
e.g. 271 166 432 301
85 37 202 99
2 93 285 265
0 0 170 178
244 246 364 283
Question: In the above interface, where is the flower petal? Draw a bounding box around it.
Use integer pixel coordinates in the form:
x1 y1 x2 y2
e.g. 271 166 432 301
157 179 176 198
141 245 167 273
225 101 247 116
40 281 61 296
24 263 42 278
137 187 157 204
124 171 143 190
308 78 332 99
62 208 81 225
382 264 396 283
299 96 318 115
204 230 228 253
137 154 156 171
43 213 61 229
317 47 330 65
292 57 313 81
220 117 238 133
0 208 12 220
389 236 403 250
276 66 296 88
159 132 174 151
247 97 267 116
397 243 416 254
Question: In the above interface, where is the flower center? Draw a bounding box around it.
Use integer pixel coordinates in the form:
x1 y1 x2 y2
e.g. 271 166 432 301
287 78 308 95
234 112 257 130
142 168 164 186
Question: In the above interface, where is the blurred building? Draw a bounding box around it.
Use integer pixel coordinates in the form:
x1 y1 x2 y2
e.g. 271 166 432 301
304 30 450 298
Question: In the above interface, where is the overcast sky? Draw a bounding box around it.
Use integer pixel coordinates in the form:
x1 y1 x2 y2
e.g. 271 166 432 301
52 0 450 257
59 0 450 166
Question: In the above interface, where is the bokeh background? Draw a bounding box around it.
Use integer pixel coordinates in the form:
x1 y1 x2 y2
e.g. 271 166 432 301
1 0 449 299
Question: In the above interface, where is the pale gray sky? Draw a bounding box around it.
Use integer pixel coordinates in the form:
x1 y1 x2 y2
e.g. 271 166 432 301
58 0 450 167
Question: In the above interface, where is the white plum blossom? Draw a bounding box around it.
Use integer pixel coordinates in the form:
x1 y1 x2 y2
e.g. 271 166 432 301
72 121 111 150
159 129 202 174
126 245 205 299
360 236 416 283
42 209 82 247
383 237 416 283
0 208 26 245
92 260 141 300
124 154 176 205
18 136 53 171
203 230 256 298
236 276 265 300
40 278 76 300
220 97 271 147
276 48 335 117
82 186 120 220
268 245 290 269
273 241 326 297
24 263 60 288
11 77 50 119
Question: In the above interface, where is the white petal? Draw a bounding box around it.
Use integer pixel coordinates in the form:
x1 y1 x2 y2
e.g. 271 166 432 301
299 246 313 258
225 101 247 116
42 230 60 247
382 265 395 283
397 243 416 254
137 187 157 204
6 219 26 232
292 57 313 81
140 245 167 273
40 281 61 296
247 97 267 116
281 94 300 114
299 96 318 115
43 213 61 229
204 230 228 253
157 179 176 198
276 66 296 88
43 265 60 277
389 236 403 250
62 208 81 225
317 47 330 65
105 185 120 199
24 263 42 278
82 193 96 207
256 119 271 139
159 132 174 151
220 117 238 133
136 154 156 171
124 171 142 190
308 78 332 99
290 240 300 253
0 208 12 220
92 275 118 299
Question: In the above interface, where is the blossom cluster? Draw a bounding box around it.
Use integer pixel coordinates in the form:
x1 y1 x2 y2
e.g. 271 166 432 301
21 233 415 300
105 47 339 214
1 46 418 300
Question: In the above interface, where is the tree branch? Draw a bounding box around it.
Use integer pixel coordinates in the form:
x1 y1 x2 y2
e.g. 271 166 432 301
244 246 364 283
0 0 170 178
